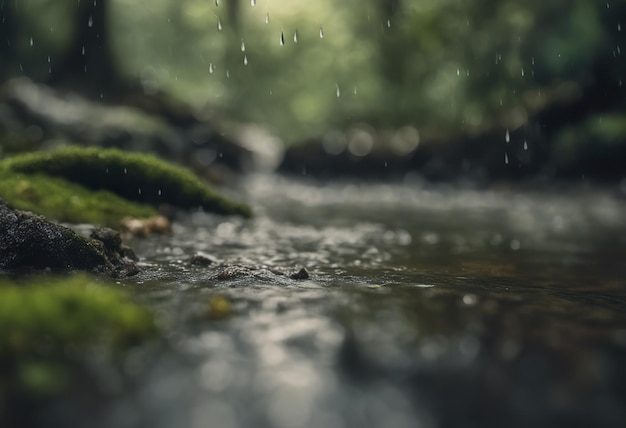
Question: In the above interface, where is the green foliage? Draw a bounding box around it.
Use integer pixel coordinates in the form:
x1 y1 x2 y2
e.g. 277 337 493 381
0 173 157 227
0 274 156 396
7 0 624 142
552 114 626 169
0 146 252 218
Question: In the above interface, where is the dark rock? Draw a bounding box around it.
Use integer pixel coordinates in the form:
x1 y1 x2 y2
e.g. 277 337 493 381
0 200 138 276
189 252 218 266
289 267 310 280
90 227 139 277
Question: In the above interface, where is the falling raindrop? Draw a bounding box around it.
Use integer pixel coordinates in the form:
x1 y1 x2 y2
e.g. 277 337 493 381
265 12 269 24
504 153 509 164
523 141 528 150
387 19 391 28
88 15 93 28
226 69 230 78
505 129 510 143
209 63 214 74
99 92 103 99
251 0 256 5
138 188 142 195
319 26 324 38
215 0 219 5
217 19 222 31
466 69 470 77
124 168 128 175
241 39 245 52
354 86 358 95
84 65 87 73
243 55 248 65
618 23 621 32
29 37 33 47
158 189 162 196
82 45 86 55
336 84 341 98
521 68 525 77
47 56 51 63
456 67 460 76
293 30 298 43
280 32 285 46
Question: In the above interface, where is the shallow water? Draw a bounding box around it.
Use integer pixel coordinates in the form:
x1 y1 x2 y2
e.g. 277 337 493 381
52 176 626 427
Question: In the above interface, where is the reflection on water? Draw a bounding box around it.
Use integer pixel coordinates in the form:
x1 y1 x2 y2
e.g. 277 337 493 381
80 176 626 427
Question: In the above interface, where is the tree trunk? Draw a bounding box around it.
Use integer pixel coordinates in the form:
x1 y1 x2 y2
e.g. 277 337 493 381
48 0 129 97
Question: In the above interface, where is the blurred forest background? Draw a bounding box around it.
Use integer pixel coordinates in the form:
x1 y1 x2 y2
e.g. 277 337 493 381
0 0 625 181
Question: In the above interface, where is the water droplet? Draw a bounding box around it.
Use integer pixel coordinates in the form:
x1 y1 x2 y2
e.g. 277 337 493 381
29 37 33 47
243 55 248 65
138 188 142 195
521 68 525 77
215 0 219 6
241 39 245 52
280 31 285 46
47 56 51 63
319 26 324 38
618 23 621 32
456 67 460 76
353 86 358 95
226 69 230 78
505 129 510 143
504 153 509 164
251 0 256 5
531 57 535 65
82 45 86 55
124 168 128 175
217 19 222 31
293 30 298 43
466 69 470 77
209 63 214 74
265 12 269 24
336 84 341 98
88 15 93 28
158 189 162 196
523 140 528 150
387 19 391 28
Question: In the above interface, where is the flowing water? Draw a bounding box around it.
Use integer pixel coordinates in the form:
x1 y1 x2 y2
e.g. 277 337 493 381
51 176 626 427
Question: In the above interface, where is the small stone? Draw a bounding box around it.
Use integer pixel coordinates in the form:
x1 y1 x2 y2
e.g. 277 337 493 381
207 295 232 320
289 267 309 280
190 252 218 266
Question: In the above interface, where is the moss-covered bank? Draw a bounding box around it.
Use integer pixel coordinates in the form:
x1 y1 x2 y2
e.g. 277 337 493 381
0 146 251 226
0 274 156 398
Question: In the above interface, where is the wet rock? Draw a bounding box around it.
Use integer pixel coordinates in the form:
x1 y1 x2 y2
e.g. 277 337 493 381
289 267 310 280
0 200 138 276
0 78 261 175
189 252 218 267
90 227 139 277
212 263 289 281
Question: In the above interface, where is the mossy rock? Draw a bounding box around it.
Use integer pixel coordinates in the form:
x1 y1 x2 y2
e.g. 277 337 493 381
0 274 156 397
0 173 157 227
0 274 156 357
0 146 252 222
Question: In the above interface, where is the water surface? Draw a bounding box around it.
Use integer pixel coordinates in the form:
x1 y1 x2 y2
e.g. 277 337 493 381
85 176 626 428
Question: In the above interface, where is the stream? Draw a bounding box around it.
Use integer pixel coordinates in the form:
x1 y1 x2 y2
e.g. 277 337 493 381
48 175 626 428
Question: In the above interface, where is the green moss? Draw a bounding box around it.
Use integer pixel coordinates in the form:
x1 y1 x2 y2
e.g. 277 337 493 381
0 173 157 227
0 146 252 217
0 274 156 358
0 274 156 397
